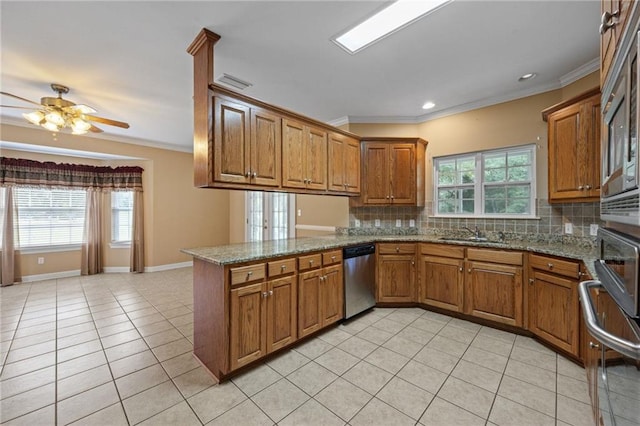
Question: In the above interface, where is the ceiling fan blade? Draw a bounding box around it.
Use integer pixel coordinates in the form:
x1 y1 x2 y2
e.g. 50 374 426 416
0 105 37 110
0 91 42 107
69 104 97 114
89 124 104 133
84 114 129 129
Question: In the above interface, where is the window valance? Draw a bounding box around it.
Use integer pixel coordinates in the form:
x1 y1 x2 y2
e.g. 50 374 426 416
0 157 143 191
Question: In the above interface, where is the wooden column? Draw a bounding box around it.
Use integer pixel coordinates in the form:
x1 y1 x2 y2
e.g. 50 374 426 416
187 28 221 187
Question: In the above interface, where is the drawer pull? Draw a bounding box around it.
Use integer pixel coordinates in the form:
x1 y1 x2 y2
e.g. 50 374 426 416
396 247 400 252
281 264 286 270
547 263 553 269
309 259 314 265
331 255 336 260
589 341 600 349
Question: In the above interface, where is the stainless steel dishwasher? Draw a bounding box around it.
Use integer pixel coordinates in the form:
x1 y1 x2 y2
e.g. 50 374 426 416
343 244 376 319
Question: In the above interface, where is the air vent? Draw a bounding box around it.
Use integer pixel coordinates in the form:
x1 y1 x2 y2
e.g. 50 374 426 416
217 74 253 90
601 194 640 214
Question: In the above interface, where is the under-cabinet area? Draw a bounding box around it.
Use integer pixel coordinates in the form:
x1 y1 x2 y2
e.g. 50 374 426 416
185 237 596 381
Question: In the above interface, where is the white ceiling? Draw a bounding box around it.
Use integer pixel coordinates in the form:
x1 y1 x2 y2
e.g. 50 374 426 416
0 1 600 153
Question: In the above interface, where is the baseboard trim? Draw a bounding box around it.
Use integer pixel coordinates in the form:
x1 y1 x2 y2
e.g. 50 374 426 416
103 266 130 273
144 261 192 273
21 270 81 282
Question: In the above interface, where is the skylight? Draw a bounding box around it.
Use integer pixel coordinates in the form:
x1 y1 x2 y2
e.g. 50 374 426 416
333 0 452 54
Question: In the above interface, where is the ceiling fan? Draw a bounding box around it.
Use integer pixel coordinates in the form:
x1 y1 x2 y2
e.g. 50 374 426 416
0 83 130 135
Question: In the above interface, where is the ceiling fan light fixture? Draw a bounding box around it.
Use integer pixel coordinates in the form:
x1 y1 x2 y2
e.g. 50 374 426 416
42 121 61 132
23 110 45 125
71 118 92 132
45 110 65 126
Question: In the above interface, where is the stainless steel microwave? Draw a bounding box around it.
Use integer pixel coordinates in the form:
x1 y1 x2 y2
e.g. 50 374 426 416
601 30 640 225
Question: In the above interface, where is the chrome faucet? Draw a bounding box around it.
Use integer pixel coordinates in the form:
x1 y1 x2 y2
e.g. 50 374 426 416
462 226 481 239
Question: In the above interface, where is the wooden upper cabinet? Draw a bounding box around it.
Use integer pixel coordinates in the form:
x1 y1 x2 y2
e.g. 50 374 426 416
328 133 361 194
213 96 280 187
352 137 427 206
282 118 328 191
601 0 636 86
543 89 601 202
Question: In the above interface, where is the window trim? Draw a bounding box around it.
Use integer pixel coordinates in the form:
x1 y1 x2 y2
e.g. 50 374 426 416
433 143 537 219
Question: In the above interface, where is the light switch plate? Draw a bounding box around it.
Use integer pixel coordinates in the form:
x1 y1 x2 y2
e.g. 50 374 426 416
375 219 381 227
395 219 402 227
590 224 599 236
564 223 573 234
409 219 415 227
355 219 361 228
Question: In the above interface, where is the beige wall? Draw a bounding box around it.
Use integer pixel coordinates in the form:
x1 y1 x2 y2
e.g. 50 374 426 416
1 123 230 276
295 194 349 237
348 71 600 202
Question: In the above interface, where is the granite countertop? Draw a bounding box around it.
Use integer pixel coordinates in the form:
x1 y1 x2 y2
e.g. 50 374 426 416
182 234 599 279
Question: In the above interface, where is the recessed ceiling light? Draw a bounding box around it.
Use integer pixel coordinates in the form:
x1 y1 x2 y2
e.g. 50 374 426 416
422 101 436 110
332 0 452 54
518 73 537 82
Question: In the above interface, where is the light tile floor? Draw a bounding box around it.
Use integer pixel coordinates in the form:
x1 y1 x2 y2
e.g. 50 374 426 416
0 268 594 425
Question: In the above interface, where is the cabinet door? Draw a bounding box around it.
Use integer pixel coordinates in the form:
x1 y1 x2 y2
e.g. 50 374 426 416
583 95 601 198
298 269 323 338
362 143 390 204
466 261 523 327
389 144 416 204
251 108 281 187
528 270 579 355
266 276 297 353
377 254 415 303
328 132 346 192
345 136 361 194
306 126 328 190
321 264 344 326
229 282 266 370
282 118 306 189
214 97 251 184
418 255 464 312
548 103 583 200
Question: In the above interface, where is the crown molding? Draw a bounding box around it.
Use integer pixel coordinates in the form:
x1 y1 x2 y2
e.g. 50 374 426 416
0 115 193 153
559 57 599 87
326 116 350 127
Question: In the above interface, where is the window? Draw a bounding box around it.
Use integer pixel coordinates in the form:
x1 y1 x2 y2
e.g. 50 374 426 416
245 191 295 242
15 188 86 248
434 144 536 217
112 191 133 243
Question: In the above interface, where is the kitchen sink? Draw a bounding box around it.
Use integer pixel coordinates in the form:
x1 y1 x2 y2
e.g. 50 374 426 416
439 237 507 245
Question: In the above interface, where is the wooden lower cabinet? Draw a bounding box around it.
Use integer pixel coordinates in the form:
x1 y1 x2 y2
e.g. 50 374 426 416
229 275 297 371
298 262 344 339
377 243 416 303
528 254 581 357
465 260 524 327
418 244 465 312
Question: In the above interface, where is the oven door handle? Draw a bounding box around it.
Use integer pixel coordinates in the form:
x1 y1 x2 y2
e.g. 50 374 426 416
579 280 640 360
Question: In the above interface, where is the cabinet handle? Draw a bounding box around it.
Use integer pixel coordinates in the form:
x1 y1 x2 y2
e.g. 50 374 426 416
309 259 314 265
411 261 415 266
600 9 619 35
529 278 535 285
252 172 257 178
245 172 251 178
269 290 273 296
262 291 268 298
459 267 463 272
589 341 600 349
386 195 390 199
247 271 253 280
320 276 325 282
331 255 336 260
585 184 592 190
547 263 553 269
396 247 400 252
578 185 584 190
468 269 471 273
390 195 394 199
281 264 286 270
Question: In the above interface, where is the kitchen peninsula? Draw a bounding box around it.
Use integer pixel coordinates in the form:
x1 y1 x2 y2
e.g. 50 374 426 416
182 234 597 381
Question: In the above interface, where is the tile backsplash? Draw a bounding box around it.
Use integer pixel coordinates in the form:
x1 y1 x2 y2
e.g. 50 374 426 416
348 199 604 245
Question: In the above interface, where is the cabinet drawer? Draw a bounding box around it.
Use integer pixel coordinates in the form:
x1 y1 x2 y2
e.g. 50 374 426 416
322 250 342 266
267 258 296 278
420 243 465 259
230 263 266 286
467 248 523 266
378 243 416 255
530 254 579 279
298 253 322 271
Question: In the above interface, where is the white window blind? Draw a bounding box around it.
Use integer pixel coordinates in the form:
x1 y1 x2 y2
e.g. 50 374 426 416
112 191 133 243
15 188 86 248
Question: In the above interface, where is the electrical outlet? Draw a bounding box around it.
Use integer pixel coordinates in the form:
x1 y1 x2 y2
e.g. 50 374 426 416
354 219 361 228
37 257 45 265
564 222 573 234
395 219 402 227
409 219 415 227
374 219 381 227
590 224 599 236
297 209 302 217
